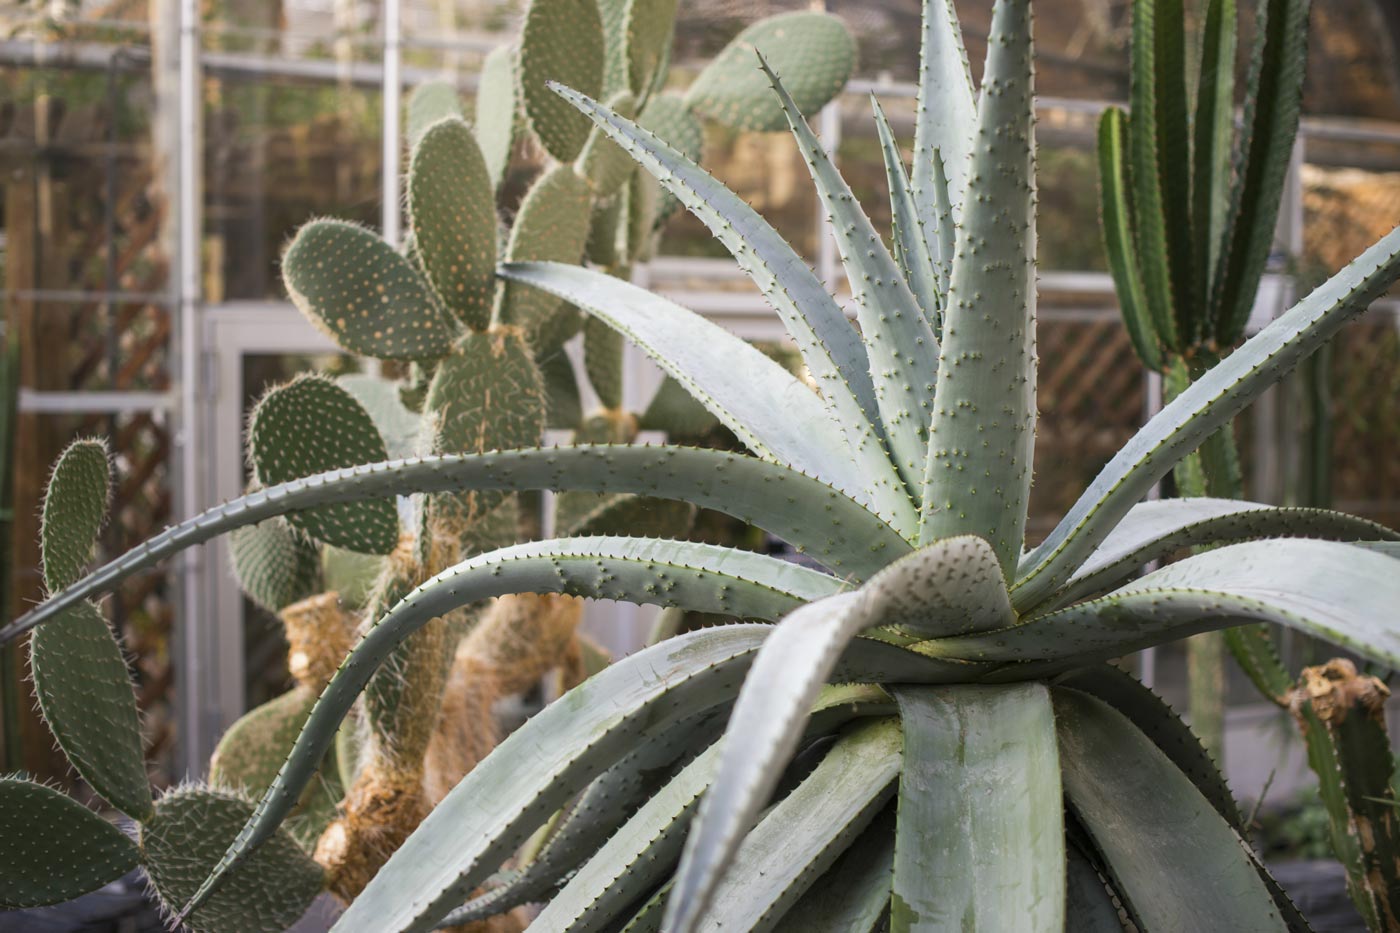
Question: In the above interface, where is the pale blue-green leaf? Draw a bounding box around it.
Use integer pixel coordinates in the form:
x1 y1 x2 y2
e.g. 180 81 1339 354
918 0 1038 576
499 261 915 532
1055 690 1287 931
890 683 1063 933
5 444 911 642
873 97 943 332
778 806 895 933
1016 225 1400 608
1065 843 1128 932
911 0 975 223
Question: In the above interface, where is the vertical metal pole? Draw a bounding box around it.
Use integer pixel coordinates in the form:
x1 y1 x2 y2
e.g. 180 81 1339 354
175 0 210 774
382 0 403 249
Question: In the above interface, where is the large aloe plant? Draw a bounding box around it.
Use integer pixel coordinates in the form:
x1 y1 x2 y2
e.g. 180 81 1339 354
8 0 1400 929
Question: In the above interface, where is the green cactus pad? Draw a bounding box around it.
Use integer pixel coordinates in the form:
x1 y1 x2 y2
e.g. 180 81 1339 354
338 373 422 459
520 0 606 162
587 198 624 267
635 93 700 228
41 438 110 593
399 359 438 414
425 328 547 522
406 80 463 147
576 91 639 199
684 12 856 132
639 375 722 439
229 517 321 614
496 165 593 347
30 600 152 820
583 314 625 409
409 117 498 331
141 786 323 933
282 219 455 361
209 686 342 849
560 492 695 539
248 374 400 555
624 0 680 97
554 411 639 532
625 167 663 261
0 776 140 908
540 349 584 430
599 0 630 98
476 44 519 190
322 545 386 611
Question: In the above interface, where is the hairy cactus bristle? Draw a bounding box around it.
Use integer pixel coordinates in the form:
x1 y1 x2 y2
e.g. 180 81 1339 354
280 592 357 690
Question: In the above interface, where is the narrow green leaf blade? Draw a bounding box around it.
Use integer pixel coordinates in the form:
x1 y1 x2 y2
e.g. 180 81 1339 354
1016 225 1400 607
1097 107 1162 371
890 684 1064 933
919 0 1038 575
1054 690 1287 931
873 96 943 336
778 807 895 933
761 56 939 494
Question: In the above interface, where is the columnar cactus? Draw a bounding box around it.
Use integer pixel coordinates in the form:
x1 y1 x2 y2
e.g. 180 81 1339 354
12 1 1400 930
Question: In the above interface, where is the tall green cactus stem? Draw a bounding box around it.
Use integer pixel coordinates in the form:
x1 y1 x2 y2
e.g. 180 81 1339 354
684 12 857 132
1287 660 1400 929
519 0 605 162
32 439 151 820
408 118 498 332
283 220 455 361
0 775 140 908
494 166 593 350
249 374 400 555
919 0 1038 575
141 785 323 933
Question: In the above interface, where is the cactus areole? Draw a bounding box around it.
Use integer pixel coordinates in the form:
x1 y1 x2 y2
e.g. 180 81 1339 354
10 0 1400 931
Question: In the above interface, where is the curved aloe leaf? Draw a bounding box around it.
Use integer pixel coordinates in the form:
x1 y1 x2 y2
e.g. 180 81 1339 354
1029 497 1398 613
890 684 1063 933
910 0 975 221
1064 842 1129 932
4 445 911 642
1016 224 1400 608
499 262 914 530
688 718 903 933
1055 690 1287 931
919 0 1039 577
950 540 1400 671
761 56 939 494
778 806 895 932
665 539 1001 932
547 83 884 453
873 96 943 331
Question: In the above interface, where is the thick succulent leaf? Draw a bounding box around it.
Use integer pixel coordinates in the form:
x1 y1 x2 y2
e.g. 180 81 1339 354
475 44 518 190
890 684 1063 933
532 740 722 932
683 12 856 132
1029 497 1398 613
1065 842 1128 932
405 81 463 147
1128 0 1190 348
549 86 895 495
949 540 1400 671
866 534 1012 639
1211 0 1310 342
499 261 911 528
519 0 605 162
1193 0 1237 319
576 90 639 199
495 165 594 349
918 0 1039 577
5 445 910 640
634 92 704 226
910 0 975 221
1097 107 1162 370
408 117 497 331
778 806 895 933
686 719 903 933
1054 690 1287 931
30 601 152 819
665 539 1003 932
282 219 456 360
762 57 939 495
873 96 943 330
145 786 323 933
1053 666 1240 828
0 776 140 908
928 150 956 300
324 627 949 932
41 437 109 592
1016 224 1400 608
248 374 399 555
